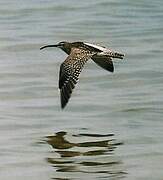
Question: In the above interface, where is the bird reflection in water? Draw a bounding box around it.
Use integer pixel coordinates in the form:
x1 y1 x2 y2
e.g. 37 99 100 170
44 131 127 179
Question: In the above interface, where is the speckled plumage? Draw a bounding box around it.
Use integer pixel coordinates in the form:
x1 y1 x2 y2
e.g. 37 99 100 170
59 48 94 108
40 41 124 109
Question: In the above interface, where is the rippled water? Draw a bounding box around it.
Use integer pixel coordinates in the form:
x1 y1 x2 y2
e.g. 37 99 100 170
0 0 163 180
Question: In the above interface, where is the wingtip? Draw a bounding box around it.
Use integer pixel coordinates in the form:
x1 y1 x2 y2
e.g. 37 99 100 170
61 103 66 109
60 89 69 110
60 98 66 110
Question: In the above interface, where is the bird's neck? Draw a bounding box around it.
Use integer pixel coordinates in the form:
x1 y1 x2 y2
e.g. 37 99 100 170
61 47 71 55
61 43 71 55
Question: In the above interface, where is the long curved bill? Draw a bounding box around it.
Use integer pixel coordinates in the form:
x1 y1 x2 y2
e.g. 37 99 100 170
40 44 59 50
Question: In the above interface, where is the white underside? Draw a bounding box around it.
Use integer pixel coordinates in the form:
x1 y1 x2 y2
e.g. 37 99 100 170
84 42 114 56
84 42 107 52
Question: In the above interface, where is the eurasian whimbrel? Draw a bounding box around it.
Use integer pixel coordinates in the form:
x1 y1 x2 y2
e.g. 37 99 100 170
40 41 124 109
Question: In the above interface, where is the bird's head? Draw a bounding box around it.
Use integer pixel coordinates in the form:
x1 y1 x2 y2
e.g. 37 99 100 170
40 41 71 54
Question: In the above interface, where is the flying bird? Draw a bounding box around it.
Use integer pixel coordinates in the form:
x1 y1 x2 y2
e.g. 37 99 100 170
40 41 124 109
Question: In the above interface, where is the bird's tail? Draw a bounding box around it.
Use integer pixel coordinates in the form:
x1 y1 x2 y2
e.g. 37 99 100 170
98 51 125 59
113 52 125 59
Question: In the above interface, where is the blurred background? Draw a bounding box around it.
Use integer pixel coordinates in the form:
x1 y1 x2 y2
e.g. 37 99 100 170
0 0 163 179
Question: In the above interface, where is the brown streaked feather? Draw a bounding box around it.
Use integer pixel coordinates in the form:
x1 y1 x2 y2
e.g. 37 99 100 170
91 55 114 72
59 47 94 109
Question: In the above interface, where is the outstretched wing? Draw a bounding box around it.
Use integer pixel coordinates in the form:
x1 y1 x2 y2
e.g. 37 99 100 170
91 55 114 72
59 48 93 109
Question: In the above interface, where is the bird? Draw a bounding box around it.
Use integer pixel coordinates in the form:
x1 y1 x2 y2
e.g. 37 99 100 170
40 41 124 109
